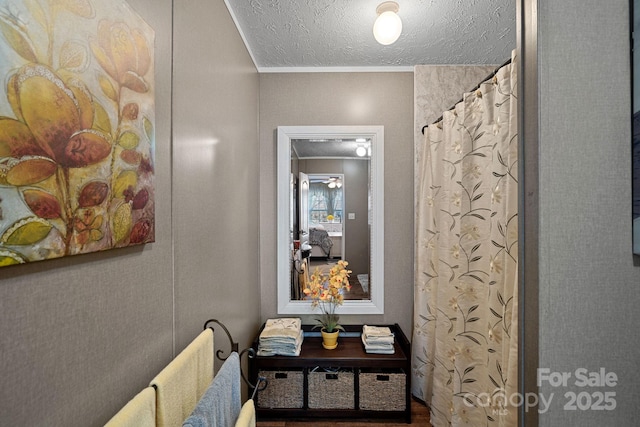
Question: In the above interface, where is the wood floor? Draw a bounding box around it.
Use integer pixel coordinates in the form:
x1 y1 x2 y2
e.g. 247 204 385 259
255 398 431 427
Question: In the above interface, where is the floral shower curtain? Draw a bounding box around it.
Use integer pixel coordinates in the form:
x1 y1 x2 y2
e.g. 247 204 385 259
413 50 518 426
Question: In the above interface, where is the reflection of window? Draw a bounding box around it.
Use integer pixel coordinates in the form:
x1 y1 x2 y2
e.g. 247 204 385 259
309 182 342 222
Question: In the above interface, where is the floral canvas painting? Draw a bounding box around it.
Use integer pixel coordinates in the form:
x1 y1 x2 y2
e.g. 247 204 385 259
0 0 155 267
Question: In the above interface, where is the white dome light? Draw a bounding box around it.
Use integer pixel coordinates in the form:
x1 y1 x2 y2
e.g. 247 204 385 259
373 2 402 46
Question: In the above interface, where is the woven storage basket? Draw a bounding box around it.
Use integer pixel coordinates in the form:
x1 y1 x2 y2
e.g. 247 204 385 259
257 370 304 409
359 371 406 411
308 370 355 409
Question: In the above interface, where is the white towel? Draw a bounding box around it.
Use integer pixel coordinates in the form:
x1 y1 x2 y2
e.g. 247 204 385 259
258 318 303 356
259 318 302 341
363 325 393 337
364 335 395 345
362 325 395 353
105 387 156 427
363 347 395 355
150 328 214 427
234 400 256 427
257 329 303 356
361 334 395 355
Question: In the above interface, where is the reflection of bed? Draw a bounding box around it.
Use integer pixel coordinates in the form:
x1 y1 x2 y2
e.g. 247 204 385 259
327 232 342 257
308 227 333 256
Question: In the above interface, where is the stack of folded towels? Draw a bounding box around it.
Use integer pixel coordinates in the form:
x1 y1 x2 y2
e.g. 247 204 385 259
361 325 395 354
257 318 303 356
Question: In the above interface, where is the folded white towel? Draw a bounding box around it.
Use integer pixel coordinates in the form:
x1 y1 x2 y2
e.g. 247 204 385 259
363 325 393 337
257 344 301 356
363 343 393 351
363 335 395 345
258 329 303 356
364 347 395 354
362 325 395 351
257 346 302 356
259 318 302 342
361 334 395 354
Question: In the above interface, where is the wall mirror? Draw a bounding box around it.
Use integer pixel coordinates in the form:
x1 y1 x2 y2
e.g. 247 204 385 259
277 125 384 314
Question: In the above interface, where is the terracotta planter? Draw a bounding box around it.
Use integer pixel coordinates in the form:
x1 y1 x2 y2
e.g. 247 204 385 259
321 329 339 350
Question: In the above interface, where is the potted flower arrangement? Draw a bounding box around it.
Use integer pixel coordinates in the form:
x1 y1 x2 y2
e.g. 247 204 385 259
303 260 352 349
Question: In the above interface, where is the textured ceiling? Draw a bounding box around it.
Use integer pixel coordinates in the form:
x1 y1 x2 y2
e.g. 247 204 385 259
224 0 516 71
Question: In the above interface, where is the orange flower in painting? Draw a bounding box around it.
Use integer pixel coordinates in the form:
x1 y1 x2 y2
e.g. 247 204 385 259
74 208 104 246
90 19 151 93
2 64 111 168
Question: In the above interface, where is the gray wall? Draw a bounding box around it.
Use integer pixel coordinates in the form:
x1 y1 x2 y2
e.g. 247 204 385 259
0 0 260 425
259 72 415 335
172 0 260 354
536 0 640 424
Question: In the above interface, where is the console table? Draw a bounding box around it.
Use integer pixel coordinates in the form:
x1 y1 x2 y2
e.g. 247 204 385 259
249 324 411 423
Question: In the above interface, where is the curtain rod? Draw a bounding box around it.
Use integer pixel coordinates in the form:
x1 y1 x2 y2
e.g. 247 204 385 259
421 57 513 135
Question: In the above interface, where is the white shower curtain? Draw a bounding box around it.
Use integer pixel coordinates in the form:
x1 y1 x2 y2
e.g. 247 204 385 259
413 50 518 427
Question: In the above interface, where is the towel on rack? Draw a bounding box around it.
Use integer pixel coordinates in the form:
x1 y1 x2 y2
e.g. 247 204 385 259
150 328 214 427
234 399 256 427
182 352 242 427
105 387 156 427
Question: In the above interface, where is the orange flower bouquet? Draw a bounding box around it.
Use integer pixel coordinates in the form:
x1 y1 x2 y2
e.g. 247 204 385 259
303 260 352 333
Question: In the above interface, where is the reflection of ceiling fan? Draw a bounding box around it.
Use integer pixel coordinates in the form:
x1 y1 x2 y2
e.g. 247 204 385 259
323 176 342 188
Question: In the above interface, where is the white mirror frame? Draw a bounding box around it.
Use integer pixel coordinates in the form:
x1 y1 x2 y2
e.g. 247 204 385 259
277 125 384 315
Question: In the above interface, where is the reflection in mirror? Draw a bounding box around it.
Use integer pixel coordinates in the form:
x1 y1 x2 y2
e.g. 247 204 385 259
277 126 384 315
305 173 345 267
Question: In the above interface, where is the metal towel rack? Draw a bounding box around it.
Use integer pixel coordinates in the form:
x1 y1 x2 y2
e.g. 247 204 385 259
203 318 267 395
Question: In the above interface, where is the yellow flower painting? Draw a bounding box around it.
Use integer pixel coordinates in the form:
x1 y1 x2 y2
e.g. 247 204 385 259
0 0 155 267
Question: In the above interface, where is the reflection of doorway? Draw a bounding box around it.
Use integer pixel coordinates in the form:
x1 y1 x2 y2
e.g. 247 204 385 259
298 172 309 242
306 174 345 260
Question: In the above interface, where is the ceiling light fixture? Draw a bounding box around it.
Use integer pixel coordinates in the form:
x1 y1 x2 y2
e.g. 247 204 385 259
356 145 367 157
373 1 402 46
325 177 342 188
